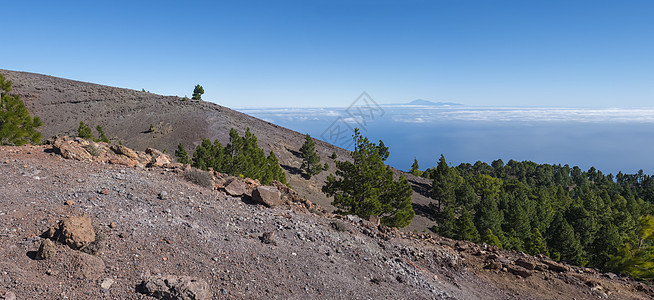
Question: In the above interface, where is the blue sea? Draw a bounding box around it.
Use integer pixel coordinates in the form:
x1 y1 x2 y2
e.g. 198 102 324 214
237 105 654 175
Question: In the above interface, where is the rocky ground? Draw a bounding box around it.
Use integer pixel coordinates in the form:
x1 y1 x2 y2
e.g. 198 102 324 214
1 143 652 299
0 69 438 233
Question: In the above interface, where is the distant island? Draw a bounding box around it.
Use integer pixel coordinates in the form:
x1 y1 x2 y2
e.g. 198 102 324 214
407 99 462 106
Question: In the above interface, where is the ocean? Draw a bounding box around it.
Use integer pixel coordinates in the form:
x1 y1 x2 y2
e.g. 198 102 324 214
236 105 654 175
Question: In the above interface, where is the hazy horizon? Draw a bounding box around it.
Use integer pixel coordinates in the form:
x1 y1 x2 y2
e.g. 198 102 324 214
238 104 654 175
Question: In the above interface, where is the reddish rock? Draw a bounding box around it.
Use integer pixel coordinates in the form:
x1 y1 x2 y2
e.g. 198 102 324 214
543 260 569 272
252 186 282 207
110 145 139 160
52 137 93 161
515 258 536 270
151 154 172 167
47 215 96 250
505 264 532 278
109 156 139 167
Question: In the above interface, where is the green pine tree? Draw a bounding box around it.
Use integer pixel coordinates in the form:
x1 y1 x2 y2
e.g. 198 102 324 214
525 227 549 256
96 125 110 143
0 74 42 145
455 208 480 242
299 134 322 178
482 228 502 248
192 84 204 100
410 157 422 176
322 129 414 227
77 121 94 140
175 143 191 164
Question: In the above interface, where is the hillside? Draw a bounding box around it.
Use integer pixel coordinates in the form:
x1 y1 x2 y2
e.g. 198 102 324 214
1 143 652 299
0 69 436 232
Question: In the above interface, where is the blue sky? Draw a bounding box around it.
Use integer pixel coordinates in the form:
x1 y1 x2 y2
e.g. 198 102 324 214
3 1 653 108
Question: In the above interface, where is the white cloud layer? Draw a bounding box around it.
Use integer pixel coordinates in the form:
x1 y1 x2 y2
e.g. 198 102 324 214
238 106 654 124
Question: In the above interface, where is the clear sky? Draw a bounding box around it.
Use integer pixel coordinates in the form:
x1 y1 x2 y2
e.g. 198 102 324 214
3 1 653 108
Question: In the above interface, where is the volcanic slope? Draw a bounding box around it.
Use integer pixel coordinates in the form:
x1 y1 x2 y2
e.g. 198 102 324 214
0 69 434 231
1 144 652 299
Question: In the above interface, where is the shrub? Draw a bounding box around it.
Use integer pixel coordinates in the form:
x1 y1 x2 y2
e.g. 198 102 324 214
183 169 213 188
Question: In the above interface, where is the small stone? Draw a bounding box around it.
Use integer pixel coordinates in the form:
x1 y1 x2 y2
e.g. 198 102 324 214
108 222 116 229
101 278 114 290
37 239 57 260
158 191 168 200
64 200 75 206
260 232 277 245
3 291 16 300
99 189 110 195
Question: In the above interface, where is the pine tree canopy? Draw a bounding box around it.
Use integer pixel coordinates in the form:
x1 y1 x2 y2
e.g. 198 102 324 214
322 129 414 228
0 74 42 145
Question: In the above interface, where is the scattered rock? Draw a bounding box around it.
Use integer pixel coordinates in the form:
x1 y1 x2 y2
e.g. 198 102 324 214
484 261 503 270
603 272 617 279
151 154 172 167
109 222 116 229
109 156 139 167
45 215 96 250
158 191 168 200
110 145 139 160
2 291 16 300
224 179 246 196
101 278 114 290
72 252 105 280
251 186 282 207
542 260 568 272
137 274 211 300
36 238 56 260
64 200 75 206
515 258 536 270
52 137 93 161
505 264 532 278
260 231 276 245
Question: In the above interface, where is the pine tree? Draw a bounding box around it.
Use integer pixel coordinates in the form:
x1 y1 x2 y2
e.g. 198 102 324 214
482 228 502 248
410 158 422 176
77 121 94 140
299 134 322 178
96 125 110 143
437 204 456 238
192 84 204 100
525 227 548 256
0 74 42 145
322 129 414 227
431 154 460 213
175 143 190 164
548 213 586 265
455 208 480 242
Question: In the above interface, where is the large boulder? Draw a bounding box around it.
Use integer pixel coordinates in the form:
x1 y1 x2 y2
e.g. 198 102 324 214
251 186 282 207
151 154 172 167
46 215 96 250
52 137 93 161
110 144 139 160
542 259 569 272
224 179 247 196
137 275 211 300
